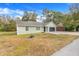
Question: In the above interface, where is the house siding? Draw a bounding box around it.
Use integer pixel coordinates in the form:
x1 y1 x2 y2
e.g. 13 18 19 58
17 26 44 35
45 22 56 32
16 21 57 35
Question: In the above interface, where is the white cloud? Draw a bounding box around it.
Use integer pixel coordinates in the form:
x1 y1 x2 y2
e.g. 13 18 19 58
0 8 45 22
0 8 24 18
15 9 24 15
15 15 22 19
36 15 46 22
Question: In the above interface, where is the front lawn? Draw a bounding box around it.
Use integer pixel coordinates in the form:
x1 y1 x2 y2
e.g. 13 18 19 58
0 32 78 56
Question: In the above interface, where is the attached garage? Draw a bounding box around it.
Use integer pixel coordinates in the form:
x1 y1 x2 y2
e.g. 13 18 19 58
44 22 56 32
49 27 55 32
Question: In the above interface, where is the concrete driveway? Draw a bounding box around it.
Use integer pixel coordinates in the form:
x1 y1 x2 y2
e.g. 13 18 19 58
49 32 79 35
52 37 79 56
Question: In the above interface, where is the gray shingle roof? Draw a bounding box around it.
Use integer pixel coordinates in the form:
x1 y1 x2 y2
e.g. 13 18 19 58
16 21 44 27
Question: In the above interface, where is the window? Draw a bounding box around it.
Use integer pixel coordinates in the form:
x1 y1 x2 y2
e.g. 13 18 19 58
49 27 55 32
36 27 40 30
26 26 29 31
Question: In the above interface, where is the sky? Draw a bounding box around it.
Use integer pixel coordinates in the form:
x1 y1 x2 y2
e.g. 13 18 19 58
0 3 71 18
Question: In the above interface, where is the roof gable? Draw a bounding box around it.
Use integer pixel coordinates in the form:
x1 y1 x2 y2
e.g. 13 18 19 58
45 21 56 27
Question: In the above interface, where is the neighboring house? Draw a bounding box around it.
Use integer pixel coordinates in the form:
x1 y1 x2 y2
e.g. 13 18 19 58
56 23 65 31
16 21 64 35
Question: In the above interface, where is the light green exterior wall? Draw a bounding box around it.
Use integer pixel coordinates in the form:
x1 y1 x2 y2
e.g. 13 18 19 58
16 22 57 35
17 26 44 35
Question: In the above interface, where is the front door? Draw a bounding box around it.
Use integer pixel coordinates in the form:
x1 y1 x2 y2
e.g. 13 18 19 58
49 27 55 32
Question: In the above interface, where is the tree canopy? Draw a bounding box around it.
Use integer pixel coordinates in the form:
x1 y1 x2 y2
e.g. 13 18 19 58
0 4 79 32
22 11 37 21
42 4 79 31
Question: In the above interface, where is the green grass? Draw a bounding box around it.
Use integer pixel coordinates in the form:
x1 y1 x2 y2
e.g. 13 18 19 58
0 32 16 36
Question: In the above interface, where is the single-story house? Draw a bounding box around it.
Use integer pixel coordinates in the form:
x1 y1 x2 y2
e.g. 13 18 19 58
16 21 64 35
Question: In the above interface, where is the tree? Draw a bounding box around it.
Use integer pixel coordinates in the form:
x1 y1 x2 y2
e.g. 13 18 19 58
0 15 16 31
69 4 79 26
56 4 79 31
52 11 64 24
0 19 2 31
2 19 16 31
63 14 75 31
43 8 64 24
22 11 37 21
65 3 79 31
43 8 54 23
22 11 29 21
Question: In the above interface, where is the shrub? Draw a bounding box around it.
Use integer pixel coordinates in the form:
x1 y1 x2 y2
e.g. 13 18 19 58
28 35 34 38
